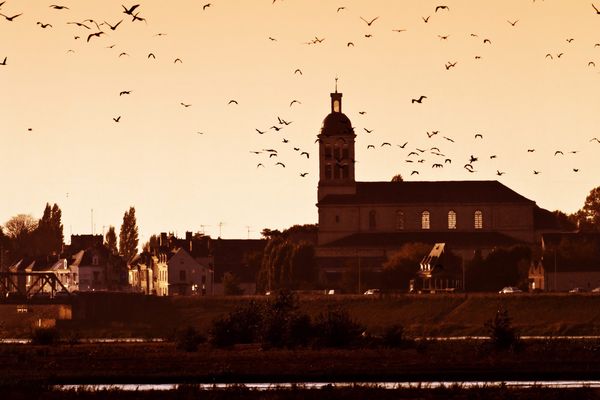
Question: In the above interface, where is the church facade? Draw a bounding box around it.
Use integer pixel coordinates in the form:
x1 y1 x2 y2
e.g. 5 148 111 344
315 90 559 285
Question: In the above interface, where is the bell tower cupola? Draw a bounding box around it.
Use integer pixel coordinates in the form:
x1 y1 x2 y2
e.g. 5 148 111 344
317 82 356 202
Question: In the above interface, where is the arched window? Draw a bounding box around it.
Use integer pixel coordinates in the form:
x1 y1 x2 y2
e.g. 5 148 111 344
324 144 332 159
325 163 333 180
421 211 430 230
396 211 405 230
474 210 483 229
448 210 457 230
369 210 377 230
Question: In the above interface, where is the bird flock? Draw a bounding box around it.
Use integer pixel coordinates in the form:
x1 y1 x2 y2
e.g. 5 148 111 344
1 1 599 184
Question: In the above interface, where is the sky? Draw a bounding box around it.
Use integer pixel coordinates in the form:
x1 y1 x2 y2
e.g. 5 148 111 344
1 0 599 244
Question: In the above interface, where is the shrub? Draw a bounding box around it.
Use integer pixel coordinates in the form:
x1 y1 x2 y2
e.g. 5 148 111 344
485 306 520 351
313 307 364 348
209 301 263 347
175 326 206 352
31 327 59 345
382 324 405 348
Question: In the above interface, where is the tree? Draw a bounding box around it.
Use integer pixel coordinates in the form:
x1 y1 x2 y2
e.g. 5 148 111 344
391 174 404 182
577 186 600 231
223 272 244 295
382 242 432 290
105 226 118 255
4 214 37 239
34 203 63 256
119 207 139 262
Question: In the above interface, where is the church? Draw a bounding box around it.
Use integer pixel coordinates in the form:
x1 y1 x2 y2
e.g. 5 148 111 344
315 89 560 286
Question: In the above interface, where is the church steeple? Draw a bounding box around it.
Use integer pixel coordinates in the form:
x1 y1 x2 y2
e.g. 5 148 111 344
317 86 356 202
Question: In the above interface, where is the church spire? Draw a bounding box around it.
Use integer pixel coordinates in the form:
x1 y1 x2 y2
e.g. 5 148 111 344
331 77 342 113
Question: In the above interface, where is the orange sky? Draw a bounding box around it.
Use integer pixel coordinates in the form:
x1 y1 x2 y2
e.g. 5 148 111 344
1 0 599 243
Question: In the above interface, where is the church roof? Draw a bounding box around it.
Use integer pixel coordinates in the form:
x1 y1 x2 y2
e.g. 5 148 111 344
323 231 524 248
321 112 354 136
318 180 534 205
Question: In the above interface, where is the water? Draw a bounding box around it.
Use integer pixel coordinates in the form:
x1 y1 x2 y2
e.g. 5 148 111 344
54 381 600 391
0 338 165 344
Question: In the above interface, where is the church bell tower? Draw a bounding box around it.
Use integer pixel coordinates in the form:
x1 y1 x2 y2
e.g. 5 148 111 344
317 85 356 202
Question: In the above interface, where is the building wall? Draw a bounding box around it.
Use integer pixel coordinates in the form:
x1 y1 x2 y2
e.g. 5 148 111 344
318 202 535 245
166 249 213 296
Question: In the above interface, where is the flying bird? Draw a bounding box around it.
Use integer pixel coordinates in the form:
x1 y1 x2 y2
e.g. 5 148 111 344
228 99 238 105
360 16 379 26
203 3 211 10
0 57 6 65
347 42 355 47
422 16 430 23
469 155 478 163
148 53 156 59
590 137 600 143
358 111 366 115
411 95 427 103
367 145 375 149
483 38 492 44
174 58 183 63
0 13 22 21
119 90 131 96
392 28 406 33
294 69 302 75
588 61 596 67
275 162 286 168
381 142 391 147
475 133 483 139
573 168 579 172
435 5 449 12
496 170 505 176
533 170 541 175
255 128 266 134
411 171 419 175
432 163 443 168
37 22 53 28
270 126 281 131
103 20 123 31
50 4 69 9
180 102 192 108
398 142 408 148
438 35 449 40
87 31 105 42
257 163 265 168
119 52 129 57
67 21 90 29
426 131 438 138
337 7 345 12
593 3 600 14
290 100 301 107
566 38 575 43
443 136 454 142
269 153 278 158
364 128 373 133
113 116 121 122
268 37 277 41
301 152 310 158
507 20 519 26
122 4 140 16
527 149 535 153
445 61 457 70
554 151 564 156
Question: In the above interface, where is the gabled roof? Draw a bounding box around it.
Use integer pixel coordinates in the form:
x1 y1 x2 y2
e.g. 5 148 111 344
323 231 524 248
318 180 535 205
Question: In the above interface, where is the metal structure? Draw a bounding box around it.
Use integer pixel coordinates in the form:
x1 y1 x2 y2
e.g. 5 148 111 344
0 272 70 299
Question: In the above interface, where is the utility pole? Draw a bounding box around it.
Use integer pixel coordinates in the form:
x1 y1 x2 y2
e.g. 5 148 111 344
245 226 252 239
218 222 224 238
91 209 94 235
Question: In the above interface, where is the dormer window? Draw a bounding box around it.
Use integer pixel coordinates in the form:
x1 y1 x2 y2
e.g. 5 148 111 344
421 211 430 230
474 210 483 229
448 210 457 230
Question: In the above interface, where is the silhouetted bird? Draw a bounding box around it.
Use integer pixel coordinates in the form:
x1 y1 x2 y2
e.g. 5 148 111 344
103 20 123 30
275 162 286 168
269 37 277 41
300 152 309 159
174 58 183 63
432 163 443 168
87 31 104 42
337 7 345 12
590 137 600 143
113 116 121 122
228 99 238 105
497 170 505 176
119 52 129 57
0 57 6 66
443 136 454 142
566 38 574 43
381 142 391 147
438 35 449 40
300 172 308 177
360 16 379 26
475 133 483 139
203 3 211 10
180 102 191 107
533 170 541 175
490 155 497 159
148 53 156 59
445 61 457 70
527 149 535 152
545 54 553 59
483 39 492 44
257 163 265 168
294 69 302 75
392 29 406 33
364 128 373 133
426 131 438 138
119 90 131 96
398 142 408 148
507 20 518 26
408 152 419 157
435 5 449 12
290 100 301 107
573 168 579 172
367 145 375 149
68 21 90 29
347 42 354 47
122 4 140 16
411 171 419 175
411 95 427 103
593 3 600 14
0 13 22 21
554 151 564 156
269 153 278 158
445 159 452 164
589 61 596 67
469 155 478 162
50 5 69 9
37 22 52 28
422 16 430 23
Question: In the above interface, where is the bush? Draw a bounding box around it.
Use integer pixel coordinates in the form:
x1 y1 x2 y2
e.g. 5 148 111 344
382 324 405 348
209 301 263 347
485 307 520 351
175 326 206 352
31 327 59 345
313 307 364 348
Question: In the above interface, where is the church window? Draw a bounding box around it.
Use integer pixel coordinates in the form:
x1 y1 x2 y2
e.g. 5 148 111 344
474 210 483 229
334 164 340 179
334 143 341 159
325 163 333 180
342 143 349 159
421 211 430 230
369 210 377 230
396 211 404 230
448 210 457 230
325 144 332 159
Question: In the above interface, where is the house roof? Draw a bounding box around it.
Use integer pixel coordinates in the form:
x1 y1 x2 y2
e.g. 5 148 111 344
323 231 524 249
534 207 563 231
318 180 535 205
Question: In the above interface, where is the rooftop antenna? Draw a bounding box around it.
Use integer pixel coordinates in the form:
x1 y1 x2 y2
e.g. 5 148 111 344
335 76 338 93
245 225 252 239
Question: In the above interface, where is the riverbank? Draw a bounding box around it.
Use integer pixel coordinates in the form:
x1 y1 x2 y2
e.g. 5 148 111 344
2 383 600 400
1 340 600 385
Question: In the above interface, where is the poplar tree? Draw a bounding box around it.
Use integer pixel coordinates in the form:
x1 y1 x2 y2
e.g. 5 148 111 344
105 226 118 255
119 207 139 262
